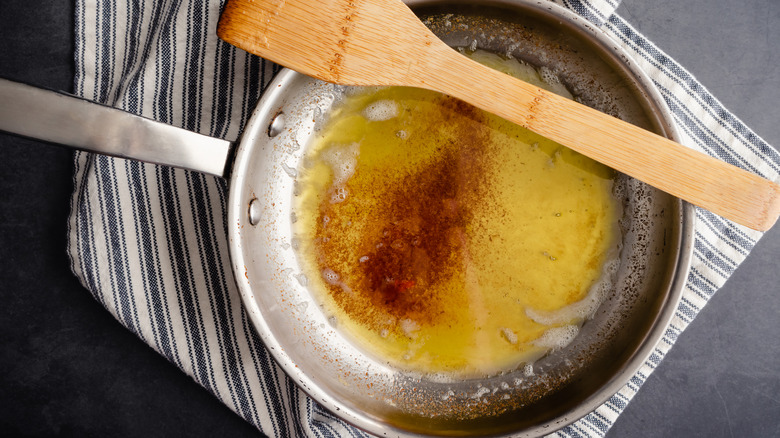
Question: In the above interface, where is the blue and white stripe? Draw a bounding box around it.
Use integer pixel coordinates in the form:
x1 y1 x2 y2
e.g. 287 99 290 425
68 0 777 437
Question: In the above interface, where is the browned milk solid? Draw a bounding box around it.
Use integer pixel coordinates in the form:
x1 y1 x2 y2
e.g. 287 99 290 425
294 52 622 377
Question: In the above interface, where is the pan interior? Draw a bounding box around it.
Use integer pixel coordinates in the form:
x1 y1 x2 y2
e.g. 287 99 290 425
228 1 691 436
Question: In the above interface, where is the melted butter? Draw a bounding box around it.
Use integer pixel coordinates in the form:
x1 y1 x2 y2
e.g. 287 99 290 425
294 52 622 377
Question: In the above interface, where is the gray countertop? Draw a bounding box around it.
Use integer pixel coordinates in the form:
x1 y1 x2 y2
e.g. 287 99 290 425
0 0 777 436
609 1 780 436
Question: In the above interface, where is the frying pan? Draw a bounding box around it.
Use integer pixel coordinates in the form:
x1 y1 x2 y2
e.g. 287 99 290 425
0 0 694 435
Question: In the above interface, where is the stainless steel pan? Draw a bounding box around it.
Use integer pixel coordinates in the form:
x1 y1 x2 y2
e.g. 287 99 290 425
0 0 693 436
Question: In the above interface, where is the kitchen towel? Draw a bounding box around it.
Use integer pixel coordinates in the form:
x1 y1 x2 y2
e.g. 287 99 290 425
67 0 780 436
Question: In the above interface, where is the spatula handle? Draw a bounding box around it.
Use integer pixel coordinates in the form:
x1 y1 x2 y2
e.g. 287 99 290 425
424 52 780 231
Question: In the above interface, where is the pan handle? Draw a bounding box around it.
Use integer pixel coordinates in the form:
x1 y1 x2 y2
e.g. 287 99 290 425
0 78 233 178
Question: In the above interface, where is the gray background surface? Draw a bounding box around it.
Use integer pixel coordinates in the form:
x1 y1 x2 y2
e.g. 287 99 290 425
609 1 780 436
0 0 778 436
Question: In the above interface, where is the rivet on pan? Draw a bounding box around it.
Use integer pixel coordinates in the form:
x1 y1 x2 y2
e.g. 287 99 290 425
248 198 261 226
268 112 285 137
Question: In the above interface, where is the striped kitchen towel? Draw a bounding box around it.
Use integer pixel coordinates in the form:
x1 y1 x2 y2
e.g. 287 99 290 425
68 0 779 437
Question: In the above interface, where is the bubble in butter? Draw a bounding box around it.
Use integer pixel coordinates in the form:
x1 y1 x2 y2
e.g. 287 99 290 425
294 51 622 377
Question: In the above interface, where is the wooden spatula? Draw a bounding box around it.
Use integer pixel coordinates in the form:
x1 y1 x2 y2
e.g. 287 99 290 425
217 0 780 231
